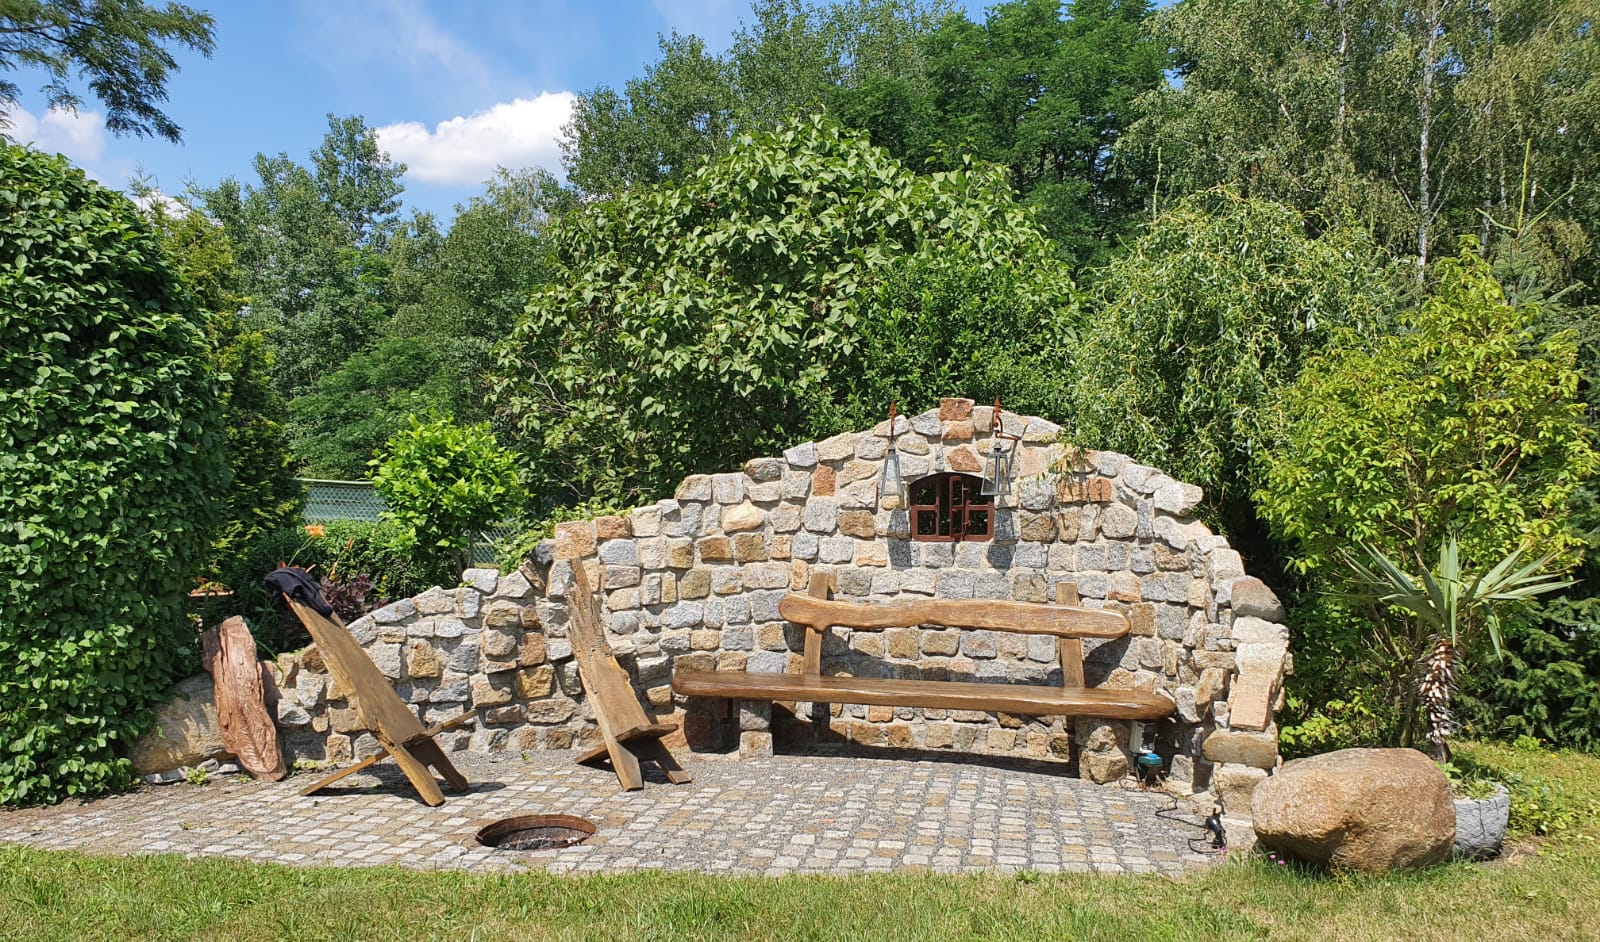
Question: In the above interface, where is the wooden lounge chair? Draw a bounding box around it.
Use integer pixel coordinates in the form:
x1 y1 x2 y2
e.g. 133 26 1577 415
271 569 474 806
566 562 692 791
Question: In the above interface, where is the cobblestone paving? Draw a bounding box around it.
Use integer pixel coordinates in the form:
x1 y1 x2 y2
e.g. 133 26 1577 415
0 752 1218 877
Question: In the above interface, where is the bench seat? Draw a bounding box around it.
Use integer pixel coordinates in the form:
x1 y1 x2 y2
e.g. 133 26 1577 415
672 670 1175 721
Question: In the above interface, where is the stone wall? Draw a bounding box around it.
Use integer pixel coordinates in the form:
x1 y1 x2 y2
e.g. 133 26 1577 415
270 398 1289 832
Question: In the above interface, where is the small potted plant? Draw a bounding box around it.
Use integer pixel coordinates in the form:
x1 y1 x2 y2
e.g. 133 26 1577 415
1444 761 1512 860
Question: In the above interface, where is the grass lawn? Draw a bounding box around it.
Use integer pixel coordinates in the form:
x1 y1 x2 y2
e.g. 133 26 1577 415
3 742 1597 942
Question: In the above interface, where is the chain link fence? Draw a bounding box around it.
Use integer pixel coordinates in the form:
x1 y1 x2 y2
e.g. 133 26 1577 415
298 478 516 567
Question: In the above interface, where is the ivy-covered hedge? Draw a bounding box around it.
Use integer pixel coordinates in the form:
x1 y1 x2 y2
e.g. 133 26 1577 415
0 145 227 804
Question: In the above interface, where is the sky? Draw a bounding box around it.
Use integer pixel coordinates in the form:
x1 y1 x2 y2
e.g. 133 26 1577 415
2 0 987 221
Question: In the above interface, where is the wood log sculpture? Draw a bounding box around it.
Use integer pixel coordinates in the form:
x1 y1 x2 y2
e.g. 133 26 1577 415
201 615 285 782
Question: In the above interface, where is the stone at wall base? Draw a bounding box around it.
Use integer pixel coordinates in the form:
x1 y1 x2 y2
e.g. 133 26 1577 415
1221 815 1257 853
739 730 774 758
129 674 231 775
1214 763 1269 817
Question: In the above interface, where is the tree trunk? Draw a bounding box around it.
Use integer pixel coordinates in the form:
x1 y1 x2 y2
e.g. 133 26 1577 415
1416 0 1444 283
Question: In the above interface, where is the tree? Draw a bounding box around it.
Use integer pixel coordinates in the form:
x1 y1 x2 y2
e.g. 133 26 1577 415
196 114 406 403
1126 0 1600 289
0 144 227 803
559 0 1165 266
493 117 1078 508
731 0 949 157
561 32 736 197
291 169 571 477
1065 193 1398 519
0 0 214 142
137 195 305 571
920 0 1166 265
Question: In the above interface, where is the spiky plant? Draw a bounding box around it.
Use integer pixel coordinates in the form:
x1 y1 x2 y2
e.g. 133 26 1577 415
1344 534 1574 759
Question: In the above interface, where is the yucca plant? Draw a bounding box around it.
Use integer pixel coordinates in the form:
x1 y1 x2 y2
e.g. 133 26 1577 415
1343 534 1575 760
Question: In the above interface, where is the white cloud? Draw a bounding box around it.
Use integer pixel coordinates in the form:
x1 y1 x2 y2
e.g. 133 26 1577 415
300 0 497 96
133 188 188 217
375 92 576 186
3 102 108 166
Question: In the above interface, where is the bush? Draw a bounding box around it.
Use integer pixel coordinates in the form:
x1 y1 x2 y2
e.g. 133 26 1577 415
1066 193 1397 514
1259 239 1599 750
0 145 228 804
1457 595 1600 753
221 519 444 653
372 416 521 577
1259 240 1597 576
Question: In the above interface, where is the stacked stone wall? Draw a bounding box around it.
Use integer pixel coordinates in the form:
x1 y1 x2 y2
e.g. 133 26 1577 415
270 398 1289 830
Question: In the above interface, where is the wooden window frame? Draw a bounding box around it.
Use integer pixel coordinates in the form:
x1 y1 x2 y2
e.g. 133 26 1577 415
909 473 994 542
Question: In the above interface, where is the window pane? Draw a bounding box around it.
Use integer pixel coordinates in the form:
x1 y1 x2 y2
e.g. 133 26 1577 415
967 508 989 536
916 509 938 536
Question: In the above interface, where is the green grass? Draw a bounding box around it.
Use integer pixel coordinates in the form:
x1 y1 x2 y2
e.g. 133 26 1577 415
4 744 1599 942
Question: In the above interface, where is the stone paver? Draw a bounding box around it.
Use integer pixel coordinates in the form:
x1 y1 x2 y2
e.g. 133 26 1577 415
0 752 1217 876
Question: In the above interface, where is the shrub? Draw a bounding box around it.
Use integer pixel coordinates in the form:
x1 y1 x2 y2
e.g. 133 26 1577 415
221 519 442 653
1259 240 1597 576
1458 595 1600 753
371 416 521 578
492 116 1078 508
1259 239 1599 750
1067 193 1397 515
0 145 227 804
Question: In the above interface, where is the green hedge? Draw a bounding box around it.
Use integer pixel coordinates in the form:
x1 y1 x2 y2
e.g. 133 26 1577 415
0 145 227 805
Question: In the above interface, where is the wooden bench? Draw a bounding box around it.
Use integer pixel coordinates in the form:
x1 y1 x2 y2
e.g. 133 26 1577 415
671 574 1175 755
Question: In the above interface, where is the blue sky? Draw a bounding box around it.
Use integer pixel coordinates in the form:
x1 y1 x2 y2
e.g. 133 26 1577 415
3 0 988 221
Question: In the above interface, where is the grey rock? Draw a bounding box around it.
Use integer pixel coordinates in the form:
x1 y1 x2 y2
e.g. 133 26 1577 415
1230 577 1286 621
783 442 818 468
462 568 499 594
598 540 639 565
371 598 416 624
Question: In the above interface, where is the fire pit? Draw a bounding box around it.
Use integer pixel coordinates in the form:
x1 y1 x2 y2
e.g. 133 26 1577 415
476 814 596 851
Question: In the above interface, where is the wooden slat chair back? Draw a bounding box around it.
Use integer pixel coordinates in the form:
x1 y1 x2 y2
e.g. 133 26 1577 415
565 562 692 791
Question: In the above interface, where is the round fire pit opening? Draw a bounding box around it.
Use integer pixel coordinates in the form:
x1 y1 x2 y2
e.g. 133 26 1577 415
477 814 596 851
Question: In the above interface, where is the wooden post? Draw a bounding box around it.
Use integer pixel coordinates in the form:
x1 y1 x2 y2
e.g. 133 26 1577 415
1056 581 1085 689
800 571 833 676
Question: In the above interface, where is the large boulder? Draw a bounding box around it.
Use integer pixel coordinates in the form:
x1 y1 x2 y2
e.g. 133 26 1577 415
128 673 230 775
1251 747 1455 872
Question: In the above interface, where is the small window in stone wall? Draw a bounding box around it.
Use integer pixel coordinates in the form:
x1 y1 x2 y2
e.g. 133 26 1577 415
909 473 993 542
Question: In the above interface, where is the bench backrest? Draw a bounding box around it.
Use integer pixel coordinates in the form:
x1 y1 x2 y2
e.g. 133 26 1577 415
777 593 1128 638
780 574 1118 686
